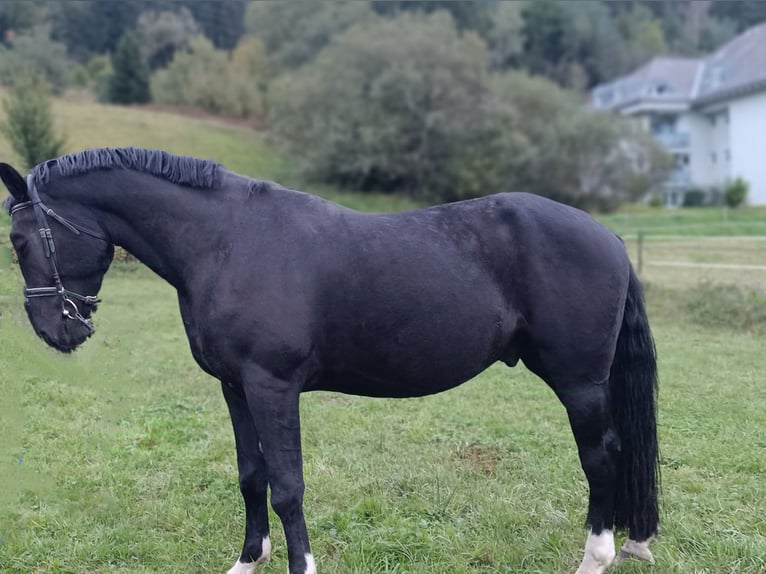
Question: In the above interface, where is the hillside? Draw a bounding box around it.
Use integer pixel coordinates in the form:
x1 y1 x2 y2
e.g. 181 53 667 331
0 94 421 214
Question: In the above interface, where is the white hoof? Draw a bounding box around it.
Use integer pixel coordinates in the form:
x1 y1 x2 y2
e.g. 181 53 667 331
227 560 255 574
619 538 655 564
575 530 615 574
227 536 271 574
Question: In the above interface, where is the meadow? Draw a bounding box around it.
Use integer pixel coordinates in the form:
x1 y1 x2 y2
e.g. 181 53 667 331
1 98 764 573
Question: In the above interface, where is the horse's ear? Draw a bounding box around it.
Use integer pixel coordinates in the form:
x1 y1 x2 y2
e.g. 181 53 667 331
0 163 28 201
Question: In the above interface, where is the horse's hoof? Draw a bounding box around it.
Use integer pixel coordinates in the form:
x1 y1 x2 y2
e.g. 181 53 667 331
227 560 255 574
618 539 655 564
575 530 616 574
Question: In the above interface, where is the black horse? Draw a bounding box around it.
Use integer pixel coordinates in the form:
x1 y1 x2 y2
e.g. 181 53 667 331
1 148 658 574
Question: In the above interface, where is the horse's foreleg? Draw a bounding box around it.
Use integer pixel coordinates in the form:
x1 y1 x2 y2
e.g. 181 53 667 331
558 383 618 574
222 382 271 574
243 368 315 574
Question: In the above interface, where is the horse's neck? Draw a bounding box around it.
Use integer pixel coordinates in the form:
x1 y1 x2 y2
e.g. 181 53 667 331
76 172 233 290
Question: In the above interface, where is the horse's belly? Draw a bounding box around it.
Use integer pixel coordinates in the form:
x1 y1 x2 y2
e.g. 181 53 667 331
310 364 484 398
313 310 508 398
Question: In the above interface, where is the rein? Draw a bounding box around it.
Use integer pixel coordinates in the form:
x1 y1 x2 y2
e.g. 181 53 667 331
10 176 108 333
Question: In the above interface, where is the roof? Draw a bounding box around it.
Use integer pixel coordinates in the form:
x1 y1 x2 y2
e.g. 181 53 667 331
592 58 701 111
592 23 766 111
695 22 766 105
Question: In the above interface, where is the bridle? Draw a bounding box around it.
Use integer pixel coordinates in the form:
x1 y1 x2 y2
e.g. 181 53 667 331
9 176 109 333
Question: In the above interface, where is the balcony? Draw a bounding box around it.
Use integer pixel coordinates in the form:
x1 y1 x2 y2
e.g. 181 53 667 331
667 167 691 187
654 131 690 150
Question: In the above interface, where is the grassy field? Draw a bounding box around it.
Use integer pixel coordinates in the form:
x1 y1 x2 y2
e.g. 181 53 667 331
601 204 766 238
1 99 765 573
1 254 764 574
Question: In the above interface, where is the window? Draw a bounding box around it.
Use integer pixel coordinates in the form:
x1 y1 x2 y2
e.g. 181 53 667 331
711 152 717 164
725 149 731 162
650 114 677 135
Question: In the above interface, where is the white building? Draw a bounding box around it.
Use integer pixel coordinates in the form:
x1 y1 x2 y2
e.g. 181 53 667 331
592 23 766 206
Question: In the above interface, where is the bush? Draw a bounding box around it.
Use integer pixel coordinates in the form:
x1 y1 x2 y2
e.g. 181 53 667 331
270 12 495 199
725 177 748 208
70 55 114 102
0 76 66 169
151 36 264 118
647 193 663 208
682 188 707 207
685 283 766 334
490 71 672 211
0 25 73 92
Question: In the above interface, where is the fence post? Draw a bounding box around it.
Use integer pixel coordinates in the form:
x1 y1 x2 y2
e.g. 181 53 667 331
637 230 644 275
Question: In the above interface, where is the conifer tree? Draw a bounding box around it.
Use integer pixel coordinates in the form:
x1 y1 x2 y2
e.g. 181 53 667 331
0 76 65 169
108 31 151 104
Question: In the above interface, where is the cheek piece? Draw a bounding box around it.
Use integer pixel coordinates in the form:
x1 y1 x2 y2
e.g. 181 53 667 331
10 177 109 334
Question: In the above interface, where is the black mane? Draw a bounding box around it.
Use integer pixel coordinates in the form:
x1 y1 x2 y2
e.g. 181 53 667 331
30 147 224 191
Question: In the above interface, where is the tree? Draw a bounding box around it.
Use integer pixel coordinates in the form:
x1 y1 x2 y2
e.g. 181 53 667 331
725 178 748 208
370 1 493 35
49 0 144 61
618 5 668 69
0 25 73 93
487 1 524 69
246 1 373 71
183 0 247 50
0 1 37 41
151 36 264 118
710 0 766 33
0 76 65 170
270 12 495 200
136 7 200 70
108 32 151 104
521 0 567 81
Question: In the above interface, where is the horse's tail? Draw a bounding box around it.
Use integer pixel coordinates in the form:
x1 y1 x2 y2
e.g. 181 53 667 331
610 266 659 541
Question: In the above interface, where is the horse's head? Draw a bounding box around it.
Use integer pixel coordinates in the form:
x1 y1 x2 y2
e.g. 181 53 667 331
1 162 114 352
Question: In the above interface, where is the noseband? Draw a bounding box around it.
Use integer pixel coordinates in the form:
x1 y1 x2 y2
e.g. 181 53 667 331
10 176 108 333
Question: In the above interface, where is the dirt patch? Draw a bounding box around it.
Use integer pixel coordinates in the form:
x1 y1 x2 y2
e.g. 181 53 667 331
455 443 504 477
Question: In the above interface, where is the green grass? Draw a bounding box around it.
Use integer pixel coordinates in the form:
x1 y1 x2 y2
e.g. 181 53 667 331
1 99 765 573
1 257 765 574
600 205 766 238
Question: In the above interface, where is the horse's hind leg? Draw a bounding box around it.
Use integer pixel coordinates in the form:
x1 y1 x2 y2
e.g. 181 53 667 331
242 366 315 574
222 382 271 574
556 381 619 574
